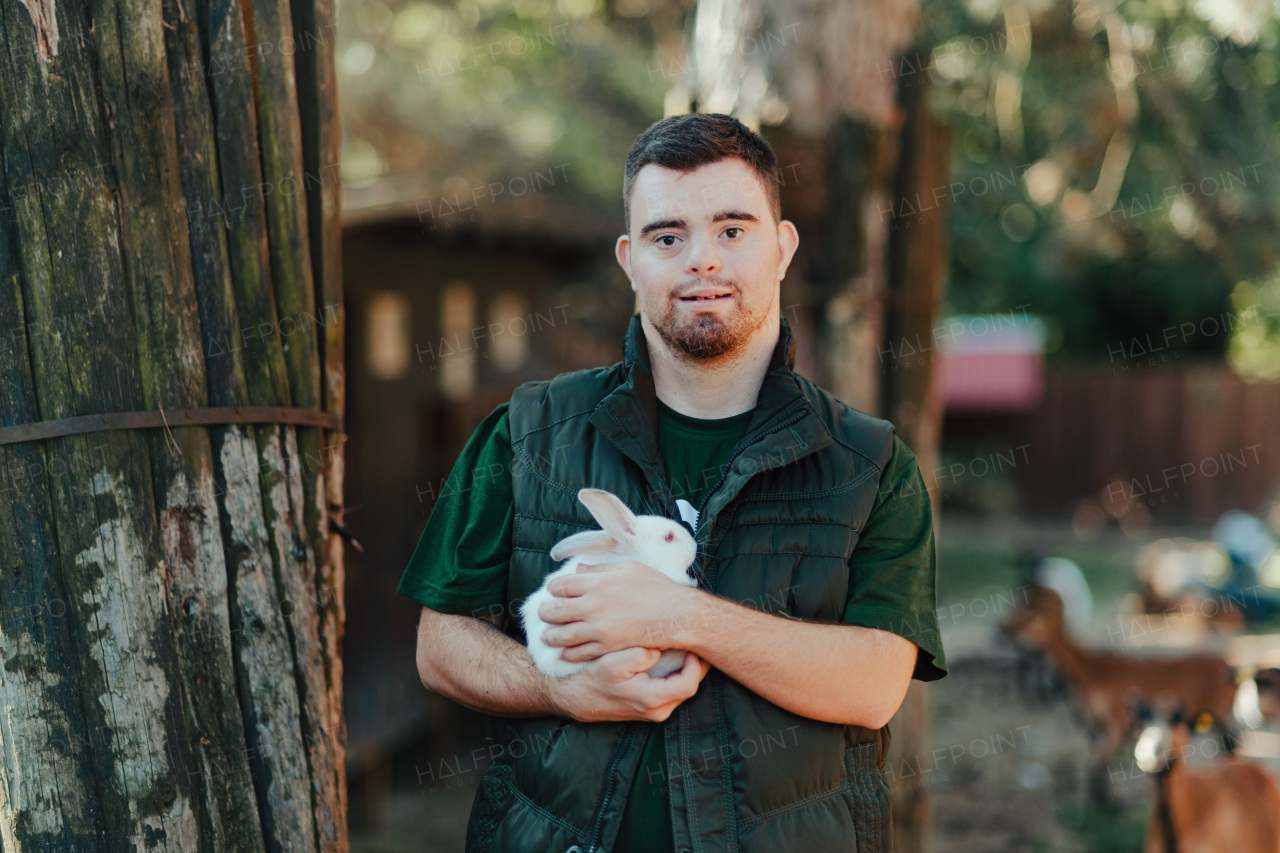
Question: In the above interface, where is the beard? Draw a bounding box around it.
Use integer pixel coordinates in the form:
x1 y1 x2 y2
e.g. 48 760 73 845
648 276 766 362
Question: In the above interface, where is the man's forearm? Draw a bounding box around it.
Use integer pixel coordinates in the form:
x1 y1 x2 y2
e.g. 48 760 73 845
417 607 711 723
415 608 560 718
669 591 916 729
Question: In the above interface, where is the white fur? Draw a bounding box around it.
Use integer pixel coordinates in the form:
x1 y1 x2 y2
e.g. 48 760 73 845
521 488 698 678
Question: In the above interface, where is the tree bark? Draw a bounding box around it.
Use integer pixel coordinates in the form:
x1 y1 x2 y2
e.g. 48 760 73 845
745 8 945 849
0 0 345 846
880 49 952 853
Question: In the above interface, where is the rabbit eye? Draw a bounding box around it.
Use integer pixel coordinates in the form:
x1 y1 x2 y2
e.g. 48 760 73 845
665 532 675 542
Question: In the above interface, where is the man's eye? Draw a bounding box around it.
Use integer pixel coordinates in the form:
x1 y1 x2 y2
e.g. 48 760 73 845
724 227 743 239
657 235 677 247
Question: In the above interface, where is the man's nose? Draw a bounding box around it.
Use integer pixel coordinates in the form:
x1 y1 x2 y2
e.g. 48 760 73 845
685 233 721 274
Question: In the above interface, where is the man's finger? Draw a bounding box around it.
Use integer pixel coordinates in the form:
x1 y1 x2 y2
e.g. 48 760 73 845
559 641 606 663
574 559 621 573
538 597 584 624
544 623 589 647
601 646 660 677
648 651 694 679
649 653 708 700
546 573 593 597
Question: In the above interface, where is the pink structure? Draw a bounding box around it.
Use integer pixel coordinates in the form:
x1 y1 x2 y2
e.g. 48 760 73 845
936 314 1046 411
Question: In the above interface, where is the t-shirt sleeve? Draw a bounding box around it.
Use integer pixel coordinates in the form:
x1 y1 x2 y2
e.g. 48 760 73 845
395 402 514 618
841 434 947 682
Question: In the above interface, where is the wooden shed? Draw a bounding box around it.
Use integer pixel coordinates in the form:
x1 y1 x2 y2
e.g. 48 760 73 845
337 178 634 825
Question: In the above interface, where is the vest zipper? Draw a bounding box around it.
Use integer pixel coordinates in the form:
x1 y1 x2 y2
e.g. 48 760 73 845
579 405 806 851
583 721 638 853
694 405 808 565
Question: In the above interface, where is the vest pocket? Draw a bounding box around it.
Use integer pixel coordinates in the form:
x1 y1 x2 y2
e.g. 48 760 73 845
844 742 893 853
465 761 514 853
776 521 858 621
470 759 593 853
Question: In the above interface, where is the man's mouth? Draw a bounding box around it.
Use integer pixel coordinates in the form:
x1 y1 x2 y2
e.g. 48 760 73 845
679 292 733 302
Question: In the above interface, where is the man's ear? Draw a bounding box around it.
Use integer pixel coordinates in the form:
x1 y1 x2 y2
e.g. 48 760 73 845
775 219 799 282
615 234 635 290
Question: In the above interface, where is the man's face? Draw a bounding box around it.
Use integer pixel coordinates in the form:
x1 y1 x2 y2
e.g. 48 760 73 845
616 157 799 364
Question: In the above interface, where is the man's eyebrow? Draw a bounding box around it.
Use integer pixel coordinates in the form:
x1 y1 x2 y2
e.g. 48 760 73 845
639 218 686 237
712 210 760 223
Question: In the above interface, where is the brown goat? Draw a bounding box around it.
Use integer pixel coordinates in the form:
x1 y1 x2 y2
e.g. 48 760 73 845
1134 706 1280 853
1002 586 1238 800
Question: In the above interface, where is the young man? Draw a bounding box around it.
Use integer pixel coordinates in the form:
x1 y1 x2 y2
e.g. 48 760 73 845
398 113 946 853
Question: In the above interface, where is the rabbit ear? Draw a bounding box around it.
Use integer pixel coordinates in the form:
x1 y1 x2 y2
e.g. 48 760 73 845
549 529 620 562
577 489 639 546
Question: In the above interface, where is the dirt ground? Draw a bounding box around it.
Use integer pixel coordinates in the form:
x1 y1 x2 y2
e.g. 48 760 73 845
921 654 1146 852
918 652 1280 851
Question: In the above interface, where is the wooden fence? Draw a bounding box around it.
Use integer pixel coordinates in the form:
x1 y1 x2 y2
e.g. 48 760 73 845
1016 366 1280 526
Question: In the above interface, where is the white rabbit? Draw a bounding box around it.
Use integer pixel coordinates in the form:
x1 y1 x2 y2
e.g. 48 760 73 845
521 488 699 679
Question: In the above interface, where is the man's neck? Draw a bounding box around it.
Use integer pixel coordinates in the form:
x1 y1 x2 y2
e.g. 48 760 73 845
641 310 779 420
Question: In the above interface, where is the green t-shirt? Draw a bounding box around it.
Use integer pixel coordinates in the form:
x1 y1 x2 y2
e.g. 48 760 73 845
396 397 947 851
612 397 754 853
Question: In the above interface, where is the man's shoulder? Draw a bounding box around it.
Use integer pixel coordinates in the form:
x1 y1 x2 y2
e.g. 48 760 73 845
507 360 626 438
791 372 898 470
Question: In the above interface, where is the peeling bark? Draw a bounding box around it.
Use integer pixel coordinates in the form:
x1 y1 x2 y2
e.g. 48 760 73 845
218 427 316 853
15 0 60 65
61 455 201 851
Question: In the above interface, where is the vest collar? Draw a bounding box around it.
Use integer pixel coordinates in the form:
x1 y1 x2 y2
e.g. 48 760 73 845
590 311 835 527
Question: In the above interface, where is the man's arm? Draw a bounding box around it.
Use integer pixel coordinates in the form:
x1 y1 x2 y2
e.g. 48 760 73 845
669 590 916 728
413 605 711 722
540 564 917 728
414 607 553 717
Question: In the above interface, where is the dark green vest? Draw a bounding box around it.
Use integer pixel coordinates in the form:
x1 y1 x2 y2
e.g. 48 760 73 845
466 312 898 853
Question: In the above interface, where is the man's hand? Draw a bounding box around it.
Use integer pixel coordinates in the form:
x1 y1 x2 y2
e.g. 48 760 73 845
538 559 696 663
535 557 917 728
414 605 708 723
546 647 711 723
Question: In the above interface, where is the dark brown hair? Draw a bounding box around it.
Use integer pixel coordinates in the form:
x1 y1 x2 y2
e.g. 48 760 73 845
622 113 781 234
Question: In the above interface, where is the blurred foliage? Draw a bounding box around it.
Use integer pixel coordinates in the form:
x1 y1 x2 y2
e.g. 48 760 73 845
334 0 1280 368
917 0 1280 368
936 524 1147 606
1227 269 1280 379
334 0 682 214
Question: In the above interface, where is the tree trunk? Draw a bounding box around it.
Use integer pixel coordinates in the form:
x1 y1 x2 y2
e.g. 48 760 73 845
0 0 346 846
879 50 952 853
748 9 947 850
678 0 948 847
